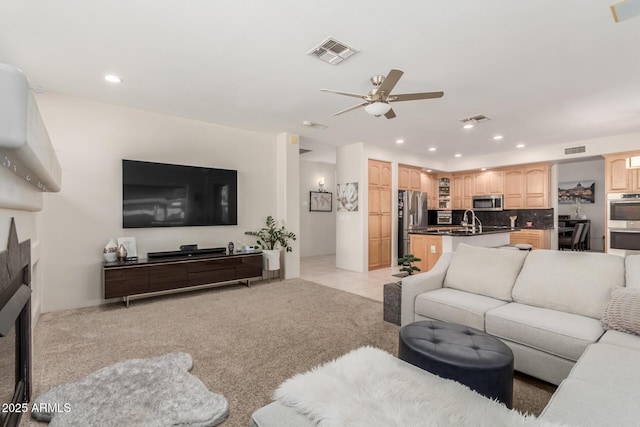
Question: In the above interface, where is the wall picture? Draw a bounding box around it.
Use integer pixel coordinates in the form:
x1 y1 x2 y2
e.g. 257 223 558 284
558 180 595 204
337 182 358 212
309 191 332 212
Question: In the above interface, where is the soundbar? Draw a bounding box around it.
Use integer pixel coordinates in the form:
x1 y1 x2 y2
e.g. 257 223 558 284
147 247 227 259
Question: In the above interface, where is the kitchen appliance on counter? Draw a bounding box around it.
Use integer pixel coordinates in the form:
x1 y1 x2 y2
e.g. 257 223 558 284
398 190 428 258
437 210 452 225
607 193 640 255
472 194 504 211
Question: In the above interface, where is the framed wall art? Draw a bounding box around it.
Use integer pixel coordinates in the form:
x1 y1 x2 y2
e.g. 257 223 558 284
310 191 332 212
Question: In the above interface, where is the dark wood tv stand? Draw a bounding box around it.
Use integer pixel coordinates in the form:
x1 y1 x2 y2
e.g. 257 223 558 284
102 251 263 307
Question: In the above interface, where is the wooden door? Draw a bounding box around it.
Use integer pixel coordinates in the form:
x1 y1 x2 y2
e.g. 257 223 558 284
410 169 421 191
474 172 488 195
451 175 463 209
487 171 504 194
398 166 410 190
368 159 392 270
409 234 428 272
605 154 633 193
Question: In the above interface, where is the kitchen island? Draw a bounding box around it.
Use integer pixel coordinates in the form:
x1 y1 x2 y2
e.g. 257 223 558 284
408 227 516 273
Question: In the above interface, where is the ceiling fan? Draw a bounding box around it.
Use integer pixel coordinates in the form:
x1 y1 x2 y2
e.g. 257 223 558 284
321 69 444 119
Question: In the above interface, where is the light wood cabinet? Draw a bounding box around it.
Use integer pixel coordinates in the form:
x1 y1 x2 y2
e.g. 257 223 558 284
604 151 640 193
509 229 551 249
475 171 504 195
398 165 421 191
502 163 550 209
451 175 463 209
369 159 392 270
504 168 524 209
523 164 550 208
409 234 443 273
462 174 474 209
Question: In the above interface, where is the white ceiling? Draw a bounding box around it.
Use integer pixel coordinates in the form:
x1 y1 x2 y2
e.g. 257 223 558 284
1 1 639 165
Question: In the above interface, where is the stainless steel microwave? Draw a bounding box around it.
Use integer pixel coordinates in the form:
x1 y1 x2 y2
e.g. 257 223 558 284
472 194 504 211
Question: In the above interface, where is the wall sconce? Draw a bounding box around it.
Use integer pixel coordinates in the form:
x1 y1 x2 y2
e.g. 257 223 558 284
318 176 326 192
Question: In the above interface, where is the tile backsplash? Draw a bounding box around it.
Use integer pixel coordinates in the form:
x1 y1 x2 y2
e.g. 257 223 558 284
429 209 554 229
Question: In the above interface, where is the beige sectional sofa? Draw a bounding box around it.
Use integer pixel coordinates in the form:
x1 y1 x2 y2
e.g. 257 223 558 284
251 245 640 426
401 244 640 425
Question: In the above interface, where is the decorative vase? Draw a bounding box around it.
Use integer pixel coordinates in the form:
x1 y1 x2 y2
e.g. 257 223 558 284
103 239 118 262
262 249 280 271
117 244 128 261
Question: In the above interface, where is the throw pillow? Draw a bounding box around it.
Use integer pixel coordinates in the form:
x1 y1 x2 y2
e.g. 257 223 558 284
601 287 640 336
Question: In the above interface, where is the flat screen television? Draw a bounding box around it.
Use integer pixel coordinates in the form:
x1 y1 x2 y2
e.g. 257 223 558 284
122 159 237 228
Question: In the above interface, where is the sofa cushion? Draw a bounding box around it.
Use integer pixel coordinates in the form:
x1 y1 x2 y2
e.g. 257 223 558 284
485 303 604 362
443 243 528 302
625 254 640 289
540 377 639 427
601 287 640 335
415 288 508 331
567 343 640 397
598 330 640 350
511 250 625 319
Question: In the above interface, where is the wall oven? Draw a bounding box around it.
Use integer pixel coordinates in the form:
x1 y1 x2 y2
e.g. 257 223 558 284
472 194 503 211
607 193 640 256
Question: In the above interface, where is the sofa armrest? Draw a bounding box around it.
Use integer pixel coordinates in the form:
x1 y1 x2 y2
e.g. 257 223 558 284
400 252 452 326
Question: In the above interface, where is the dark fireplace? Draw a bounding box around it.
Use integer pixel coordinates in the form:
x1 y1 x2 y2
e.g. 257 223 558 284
0 218 32 427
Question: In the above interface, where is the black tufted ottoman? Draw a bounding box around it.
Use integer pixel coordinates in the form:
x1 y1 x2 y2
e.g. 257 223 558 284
398 320 514 407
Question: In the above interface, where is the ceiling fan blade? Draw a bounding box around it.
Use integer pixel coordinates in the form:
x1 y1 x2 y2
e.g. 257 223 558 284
389 91 444 102
376 69 404 97
320 89 367 99
384 109 396 119
333 102 369 116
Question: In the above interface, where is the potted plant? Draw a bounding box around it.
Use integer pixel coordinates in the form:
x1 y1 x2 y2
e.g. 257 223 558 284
245 216 296 271
397 254 421 276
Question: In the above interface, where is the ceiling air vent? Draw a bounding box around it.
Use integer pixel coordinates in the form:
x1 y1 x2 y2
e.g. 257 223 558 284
299 149 312 155
307 37 358 65
563 145 587 156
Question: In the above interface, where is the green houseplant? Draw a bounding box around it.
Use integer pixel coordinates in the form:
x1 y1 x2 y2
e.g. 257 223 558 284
245 216 296 271
397 254 421 276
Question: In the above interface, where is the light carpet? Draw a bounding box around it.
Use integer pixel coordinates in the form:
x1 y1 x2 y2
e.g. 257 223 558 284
25 279 554 427
31 352 228 427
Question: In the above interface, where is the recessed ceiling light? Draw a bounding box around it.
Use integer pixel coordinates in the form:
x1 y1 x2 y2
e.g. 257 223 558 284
516 143 526 148
426 169 432 172
454 153 462 158
104 74 123 83
463 123 474 129
428 147 436 152
481 167 487 171
396 139 404 144
493 135 503 141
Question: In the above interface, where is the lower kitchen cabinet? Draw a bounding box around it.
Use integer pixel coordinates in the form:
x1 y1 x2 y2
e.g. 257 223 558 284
409 234 443 273
509 229 551 250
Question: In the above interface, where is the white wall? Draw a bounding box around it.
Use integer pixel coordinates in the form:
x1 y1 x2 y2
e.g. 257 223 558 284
336 143 366 272
299 160 336 257
35 93 283 312
557 158 605 252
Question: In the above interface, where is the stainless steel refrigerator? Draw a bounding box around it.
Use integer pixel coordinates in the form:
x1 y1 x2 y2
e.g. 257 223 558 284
398 190 428 259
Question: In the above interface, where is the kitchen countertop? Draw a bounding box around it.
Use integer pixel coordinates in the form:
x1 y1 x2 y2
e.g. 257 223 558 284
409 226 520 236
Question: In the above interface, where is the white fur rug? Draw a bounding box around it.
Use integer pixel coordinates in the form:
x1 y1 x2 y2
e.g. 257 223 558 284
32 352 228 427
275 347 564 427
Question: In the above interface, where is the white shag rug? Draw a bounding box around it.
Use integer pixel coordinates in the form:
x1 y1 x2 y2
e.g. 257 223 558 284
275 347 566 427
32 352 228 427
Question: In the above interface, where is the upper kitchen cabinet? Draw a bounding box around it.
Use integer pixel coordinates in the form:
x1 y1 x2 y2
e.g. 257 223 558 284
371 160 392 188
475 170 504 195
421 172 438 208
523 164 550 208
398 165 421 191
604 151 640 193
503 163 550 209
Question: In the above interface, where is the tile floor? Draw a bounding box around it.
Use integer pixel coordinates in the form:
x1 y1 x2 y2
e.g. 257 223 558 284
299 254 401 302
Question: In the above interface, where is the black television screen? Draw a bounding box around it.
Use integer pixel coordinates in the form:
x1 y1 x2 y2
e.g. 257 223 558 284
122 159 237 228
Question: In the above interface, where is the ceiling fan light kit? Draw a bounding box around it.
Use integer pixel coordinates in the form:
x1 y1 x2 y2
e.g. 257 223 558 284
365 102 392 116
321 69 444 119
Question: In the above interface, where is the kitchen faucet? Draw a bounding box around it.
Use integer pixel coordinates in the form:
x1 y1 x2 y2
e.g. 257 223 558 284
461 209 483 234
